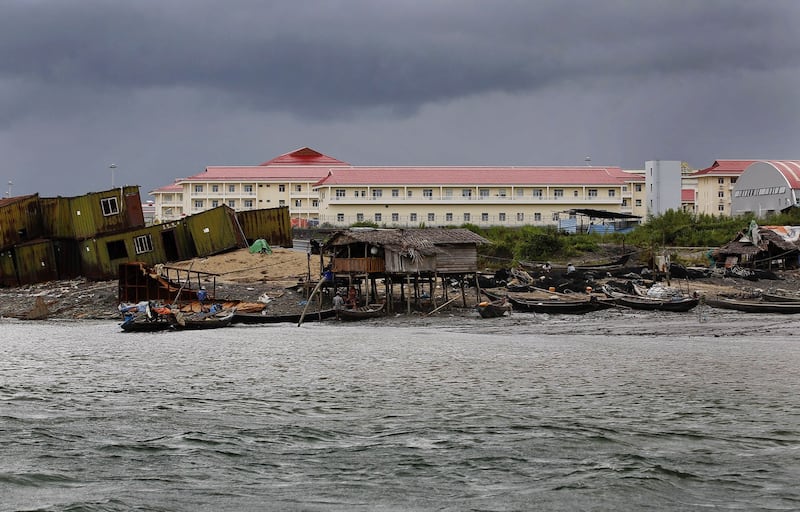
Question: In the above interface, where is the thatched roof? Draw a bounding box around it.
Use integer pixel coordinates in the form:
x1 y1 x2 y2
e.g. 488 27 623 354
324 228 490 257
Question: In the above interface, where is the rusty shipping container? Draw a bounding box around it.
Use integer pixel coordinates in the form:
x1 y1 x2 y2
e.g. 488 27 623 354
236 206 292 248
40 186 145 240
0 194 44 251
184 205 248 256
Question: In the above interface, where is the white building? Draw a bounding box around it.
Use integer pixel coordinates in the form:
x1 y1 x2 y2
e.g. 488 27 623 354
732 161 800 216
645 160 681 218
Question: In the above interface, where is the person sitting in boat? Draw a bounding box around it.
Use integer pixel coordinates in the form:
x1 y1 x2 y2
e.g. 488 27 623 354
566 263 576 274
542 262 552 273
197 287 208 302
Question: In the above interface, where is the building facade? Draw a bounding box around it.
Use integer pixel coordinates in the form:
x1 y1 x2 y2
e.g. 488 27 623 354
731 161 800 216
645 160 682 217
692 160 754 216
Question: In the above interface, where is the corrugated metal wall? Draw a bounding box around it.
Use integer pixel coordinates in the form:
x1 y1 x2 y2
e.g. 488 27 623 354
237 206 292 248
185 206 247 256
0 195 43 250
0 249 18 286
14 240 59 285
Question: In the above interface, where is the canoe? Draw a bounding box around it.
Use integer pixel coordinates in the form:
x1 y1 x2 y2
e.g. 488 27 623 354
338 303 386 321
602 287 699 312
120 314 174 332
484 290 615 314
705 297 800 314
761 292 800 303
476 300 513 318
233 308 337 324
173 308 236 329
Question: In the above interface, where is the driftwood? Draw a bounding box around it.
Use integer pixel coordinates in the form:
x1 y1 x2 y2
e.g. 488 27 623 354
25 296 50 320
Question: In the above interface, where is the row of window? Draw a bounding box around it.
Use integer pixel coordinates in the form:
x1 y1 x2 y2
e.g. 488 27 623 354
733 186 787 198
335 188 619 199
191 198 320 209
340 212 571 223
192 184 305 193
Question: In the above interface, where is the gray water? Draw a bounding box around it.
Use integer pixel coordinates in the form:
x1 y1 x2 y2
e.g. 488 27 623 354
1 318 799 511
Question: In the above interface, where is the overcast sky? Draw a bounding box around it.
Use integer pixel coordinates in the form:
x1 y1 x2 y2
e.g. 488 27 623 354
2 0 798 199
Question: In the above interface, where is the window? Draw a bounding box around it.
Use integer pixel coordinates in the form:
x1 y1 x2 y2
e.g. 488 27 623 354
534 212 541 221
463 213 471 222
516 189 524 197
518 212 525 222
244 185 253 194
554 189 564 197
194 200 204 209
621 199 628 207
462 189 473 198
635 184 642 192
295 185 302 192
731 177 737 184
228 200 236 208
479 189 490 198
372 189 383 199
211 200 219 208
354 191 360 197
427 213 435 222
335 189 346 198
134 234 153 255
444 189 453 199
407 190 413 197
279 200 286 206
446 212 453 221
244 199 253 208
635 199 642 207
498 189 507 197
194 185 203 193
499 212 506 221
312 199 319 207
552 212 560 221
423 189 433 198
392 189 399 197
211 185 219 193
391 213 399 222
588 189 598 197
337 213 344 222
608 189 616 197
481 213 489 222
718 191 725 198
374 213 382 222
533 189 543 198
100 197 119 216
279 184 286 192
718 178 725 184
410 213 417 222
228 185 236 193
294 199 302 207
573 190 579 197
356 213 364 222
718 204 725 212
105 240 128 259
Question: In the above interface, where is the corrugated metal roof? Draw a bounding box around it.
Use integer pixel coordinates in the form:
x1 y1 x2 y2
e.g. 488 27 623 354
693 160 756 176
762 160 800 189
314 167 630 187
0 194 37 207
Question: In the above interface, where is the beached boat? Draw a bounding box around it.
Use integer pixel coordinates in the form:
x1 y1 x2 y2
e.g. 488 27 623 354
120 314 174 332
761 292 800 303
602 286 699 312
484 289 614 314
476 300 513 318
337 303 386 321
173 307 236 329
705 297 800 314
232 308 337 324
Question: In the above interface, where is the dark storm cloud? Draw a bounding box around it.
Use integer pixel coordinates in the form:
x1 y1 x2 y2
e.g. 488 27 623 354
1 0 797 121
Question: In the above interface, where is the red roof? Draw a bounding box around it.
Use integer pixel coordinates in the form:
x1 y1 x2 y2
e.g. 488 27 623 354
149 183 183 193
693 159 757 176
760 160 800 189
313 166 631 187
259 147 350 167
188 166 343 181
681 189 696 202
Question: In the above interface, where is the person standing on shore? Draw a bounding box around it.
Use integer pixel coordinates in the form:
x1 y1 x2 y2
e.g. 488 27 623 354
333 292 344 319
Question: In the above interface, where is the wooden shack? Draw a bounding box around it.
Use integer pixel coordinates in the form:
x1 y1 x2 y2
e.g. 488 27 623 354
323 228 490 311
716 225 800 269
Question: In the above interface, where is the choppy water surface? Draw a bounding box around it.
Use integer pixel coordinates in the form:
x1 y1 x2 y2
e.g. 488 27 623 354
1 319 799 511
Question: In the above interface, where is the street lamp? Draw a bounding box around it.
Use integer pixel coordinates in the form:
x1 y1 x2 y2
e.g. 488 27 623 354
5 180 11 197
109 164 117 188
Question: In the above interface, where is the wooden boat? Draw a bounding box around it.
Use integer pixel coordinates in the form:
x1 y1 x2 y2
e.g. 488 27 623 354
602 287 699 312
484 289 615 314
761 292 800 303
233 308 337 324
337 303 386 321
173 307 236 329
120 314 174 332
476 300 513 318
705 297 800 314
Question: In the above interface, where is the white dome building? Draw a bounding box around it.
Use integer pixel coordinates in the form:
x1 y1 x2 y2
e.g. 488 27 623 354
732 161 800 216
